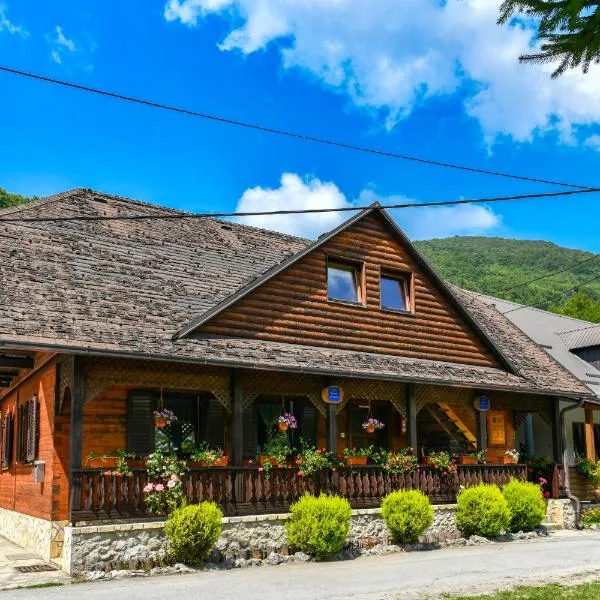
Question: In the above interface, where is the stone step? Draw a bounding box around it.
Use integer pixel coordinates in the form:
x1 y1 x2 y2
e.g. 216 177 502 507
541 522 564 531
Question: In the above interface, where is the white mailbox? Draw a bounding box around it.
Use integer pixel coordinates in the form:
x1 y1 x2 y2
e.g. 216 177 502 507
33 460 45 483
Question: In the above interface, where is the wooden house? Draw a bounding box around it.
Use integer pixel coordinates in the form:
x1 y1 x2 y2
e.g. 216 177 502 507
0 189 592 561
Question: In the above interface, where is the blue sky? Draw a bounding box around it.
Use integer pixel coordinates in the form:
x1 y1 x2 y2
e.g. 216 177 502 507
1 0 599 250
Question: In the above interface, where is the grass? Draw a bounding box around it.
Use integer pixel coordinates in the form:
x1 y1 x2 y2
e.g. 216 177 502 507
450 582 600 599
4 582 65 591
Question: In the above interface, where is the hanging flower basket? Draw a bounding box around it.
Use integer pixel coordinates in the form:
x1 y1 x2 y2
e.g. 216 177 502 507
362 418 384 433
154 408 177 429
278 413 297 432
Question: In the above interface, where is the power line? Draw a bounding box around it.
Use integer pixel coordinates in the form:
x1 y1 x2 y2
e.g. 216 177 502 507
0 65 596 192
501 273 600 316
1 188 598 224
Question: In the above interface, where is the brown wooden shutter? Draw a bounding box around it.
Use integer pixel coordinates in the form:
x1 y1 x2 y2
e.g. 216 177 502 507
242 405 257 459
301 404 317 447
0 415 6 468
206 398 226 449
26 398 38 463
2 413 13 468
127 391 157 455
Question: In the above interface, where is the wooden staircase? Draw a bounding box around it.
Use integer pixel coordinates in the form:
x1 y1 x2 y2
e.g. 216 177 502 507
427 402 477 451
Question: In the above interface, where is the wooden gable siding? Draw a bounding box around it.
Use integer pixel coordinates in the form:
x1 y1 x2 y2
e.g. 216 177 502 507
199 213 500 368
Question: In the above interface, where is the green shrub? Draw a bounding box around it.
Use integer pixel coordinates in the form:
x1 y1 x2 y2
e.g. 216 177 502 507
502 479 546 532
164 502 223 564
456 484 510 538
582 507 600 527
381 490 434 544
285 494 351 559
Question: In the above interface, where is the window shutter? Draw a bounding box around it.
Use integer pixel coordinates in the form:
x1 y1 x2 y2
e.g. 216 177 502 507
301 404 317 447
1 415 6 468
127 391 156 455
206 398 226 449
242 405 257 458
26 398 38 463
2 413 13 468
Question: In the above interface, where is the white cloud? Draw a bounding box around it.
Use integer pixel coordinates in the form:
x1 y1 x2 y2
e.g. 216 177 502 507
49 26 76 64
585 134 600 151
234 173 500 240
164 0 600 146
0 4 26 36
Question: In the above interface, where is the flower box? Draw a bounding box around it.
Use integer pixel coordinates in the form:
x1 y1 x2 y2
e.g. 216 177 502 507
455 455 479 465
259 455 286 468
86 457 118 469
421 456 432 465
126 458 146 469
498 456 518 465
188 456 229 468
345 456 368 466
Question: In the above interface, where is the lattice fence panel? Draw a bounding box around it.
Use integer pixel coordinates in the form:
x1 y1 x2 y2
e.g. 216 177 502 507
330 378 407 416
83 358 231 411
241 371 328 416
415 385 476 414
57 356 74 415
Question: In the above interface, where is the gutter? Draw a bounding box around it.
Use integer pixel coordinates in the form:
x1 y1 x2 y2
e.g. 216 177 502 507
560 398 586 528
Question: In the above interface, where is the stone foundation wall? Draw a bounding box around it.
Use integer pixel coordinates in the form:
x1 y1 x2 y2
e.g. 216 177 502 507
0 507 56 560
64 505 460 575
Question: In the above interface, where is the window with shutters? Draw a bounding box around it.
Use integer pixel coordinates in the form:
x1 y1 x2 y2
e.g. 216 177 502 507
127 390 226 456
1 411 14 469
16 396 39 464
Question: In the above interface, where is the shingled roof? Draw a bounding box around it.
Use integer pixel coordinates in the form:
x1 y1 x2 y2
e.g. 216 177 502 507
0 188 592 398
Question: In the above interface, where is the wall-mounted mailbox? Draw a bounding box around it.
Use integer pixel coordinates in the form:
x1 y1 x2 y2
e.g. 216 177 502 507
33 461 45 483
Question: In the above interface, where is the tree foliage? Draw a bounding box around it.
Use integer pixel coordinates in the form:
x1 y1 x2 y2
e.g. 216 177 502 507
415 236 600 323
0 187 33 209
498 1 600 77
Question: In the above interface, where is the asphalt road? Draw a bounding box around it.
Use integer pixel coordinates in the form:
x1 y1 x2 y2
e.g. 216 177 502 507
7 531 600 600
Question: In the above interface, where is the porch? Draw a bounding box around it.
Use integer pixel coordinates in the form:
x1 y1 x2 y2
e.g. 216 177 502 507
62 356 566 523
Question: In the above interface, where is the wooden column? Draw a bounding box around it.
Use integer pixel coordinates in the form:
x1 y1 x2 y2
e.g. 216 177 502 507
476 410 487 452
406 383 418 455
327 404 337 454
231 370 244 466
69 356 84 470
551 398 563 464
585 406 596 462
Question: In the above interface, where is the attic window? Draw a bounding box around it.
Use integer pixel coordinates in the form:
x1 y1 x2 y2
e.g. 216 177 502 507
327 261 363 305
380 272 412 313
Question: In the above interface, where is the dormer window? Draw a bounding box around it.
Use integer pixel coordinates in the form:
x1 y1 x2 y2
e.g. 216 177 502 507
380 272 412 313
327 261 363 305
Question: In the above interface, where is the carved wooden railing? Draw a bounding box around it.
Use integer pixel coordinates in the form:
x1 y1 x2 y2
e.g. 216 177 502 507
70 463 529 523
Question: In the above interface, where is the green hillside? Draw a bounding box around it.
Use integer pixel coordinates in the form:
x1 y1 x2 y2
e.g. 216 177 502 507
414 237 600 323
0 187 33 209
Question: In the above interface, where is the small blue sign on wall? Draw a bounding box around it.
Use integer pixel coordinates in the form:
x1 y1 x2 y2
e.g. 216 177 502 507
474 396 490 412
322 386 344 404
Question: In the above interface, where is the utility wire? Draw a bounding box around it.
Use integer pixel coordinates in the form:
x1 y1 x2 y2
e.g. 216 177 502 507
0 65 596 192
501 274 600 316
1 189 598 224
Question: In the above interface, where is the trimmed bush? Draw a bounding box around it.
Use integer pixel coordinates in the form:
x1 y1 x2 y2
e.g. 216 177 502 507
456 484 510 538
502 479 546 532
582 507 600 527
381 490 434 544
285 494 351 559
164 502 223 564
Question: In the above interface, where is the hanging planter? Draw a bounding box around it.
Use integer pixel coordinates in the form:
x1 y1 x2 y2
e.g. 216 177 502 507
362 418 384 434
278 412 297 432
154 408 177 429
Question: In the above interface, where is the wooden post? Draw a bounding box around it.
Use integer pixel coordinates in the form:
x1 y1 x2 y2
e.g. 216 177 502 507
551 397 563 464
69 356 84 521
406 383 418 455
585 406 596 462
476 411 487 452
327 404 337 454
232 370 244 466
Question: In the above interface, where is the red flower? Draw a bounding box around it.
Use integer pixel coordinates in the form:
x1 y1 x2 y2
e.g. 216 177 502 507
297 471 304 477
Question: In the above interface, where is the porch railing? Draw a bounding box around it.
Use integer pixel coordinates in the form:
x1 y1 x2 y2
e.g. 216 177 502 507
70 463 528 523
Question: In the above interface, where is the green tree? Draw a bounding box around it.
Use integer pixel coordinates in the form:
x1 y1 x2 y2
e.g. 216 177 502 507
0 187 33 209
498 1 600 78
550 291 600 322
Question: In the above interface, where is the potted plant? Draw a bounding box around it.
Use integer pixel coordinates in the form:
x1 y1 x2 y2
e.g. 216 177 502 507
500 449 520 464
258 431 291 479
343 447 372 466
278 412 297 432
295 444 335 477
189 443 229 467
381 448 418 474
455 450 486 465
85 452 118 469
422 451 457 474
362 418 385 434
143 451 188 515
154 408 177 429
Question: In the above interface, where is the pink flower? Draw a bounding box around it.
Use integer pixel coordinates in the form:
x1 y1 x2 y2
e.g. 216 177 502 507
143 483 154 493
155 483 165 492
167 479 177 489
258 467 264 472
248 459 254 465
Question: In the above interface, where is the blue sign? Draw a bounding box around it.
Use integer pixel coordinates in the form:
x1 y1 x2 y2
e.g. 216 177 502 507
475 396 490 411
322 386 344 404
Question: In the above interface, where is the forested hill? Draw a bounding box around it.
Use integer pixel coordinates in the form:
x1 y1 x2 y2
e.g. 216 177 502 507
414 237 600 323
1 187 599 322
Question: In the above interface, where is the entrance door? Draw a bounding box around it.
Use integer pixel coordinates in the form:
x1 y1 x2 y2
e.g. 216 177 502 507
347 401 389 450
